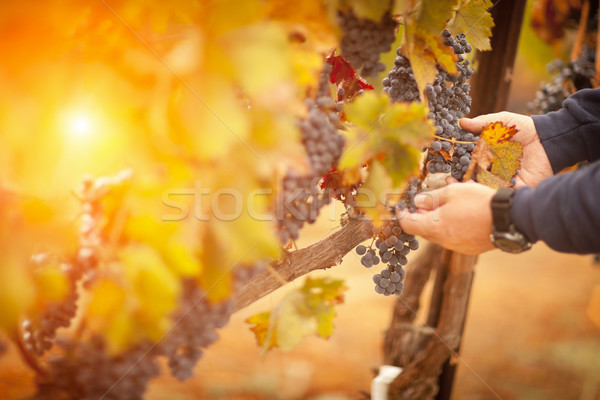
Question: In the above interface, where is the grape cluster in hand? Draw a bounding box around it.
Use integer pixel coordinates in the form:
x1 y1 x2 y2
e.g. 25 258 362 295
338 9 396 77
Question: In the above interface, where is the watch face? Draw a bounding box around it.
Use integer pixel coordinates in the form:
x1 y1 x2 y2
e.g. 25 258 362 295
493 237 526 253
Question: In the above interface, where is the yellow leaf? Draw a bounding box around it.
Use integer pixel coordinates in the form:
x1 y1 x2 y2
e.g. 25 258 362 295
275 291 317 351
163 244 202 277
392 0 417 15
247 311 277 349
360 160 393 226
422 31 458 75
447 0 494 51
404 25 439 97
0 260 34 332
475 168 506 190
338 132 371 170
247 277 347 353
344 91 390 131
33 265 69 302
87 279 126 320
120 244 180 322
417 0 461 34
337 0 392 21
22 198 54 224
382 101 437 147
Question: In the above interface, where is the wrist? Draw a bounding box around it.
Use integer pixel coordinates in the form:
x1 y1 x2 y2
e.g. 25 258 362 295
490 187 531 253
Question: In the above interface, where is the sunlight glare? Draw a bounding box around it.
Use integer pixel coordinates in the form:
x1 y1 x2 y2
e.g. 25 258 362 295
66 113 94 139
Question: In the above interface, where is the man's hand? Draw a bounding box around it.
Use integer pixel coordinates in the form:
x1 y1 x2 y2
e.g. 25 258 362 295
397 181 496 255
460 112 553 187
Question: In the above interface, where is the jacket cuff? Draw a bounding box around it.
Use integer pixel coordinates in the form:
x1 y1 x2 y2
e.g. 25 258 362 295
510 186 539 244
532 111 589 174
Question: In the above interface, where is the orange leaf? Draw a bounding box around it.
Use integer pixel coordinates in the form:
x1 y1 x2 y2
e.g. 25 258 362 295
464 121 522 186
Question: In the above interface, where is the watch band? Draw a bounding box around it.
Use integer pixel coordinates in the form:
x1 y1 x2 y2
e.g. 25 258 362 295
491 187 515 232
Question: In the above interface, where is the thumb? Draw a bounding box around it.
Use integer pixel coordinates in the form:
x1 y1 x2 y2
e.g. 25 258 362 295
459 112 507 134
396 208 437 239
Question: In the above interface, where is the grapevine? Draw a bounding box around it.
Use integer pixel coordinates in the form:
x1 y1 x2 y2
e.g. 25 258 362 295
0 1 498 398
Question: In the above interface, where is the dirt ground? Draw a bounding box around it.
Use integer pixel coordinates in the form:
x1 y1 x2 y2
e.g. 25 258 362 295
1 211 599 400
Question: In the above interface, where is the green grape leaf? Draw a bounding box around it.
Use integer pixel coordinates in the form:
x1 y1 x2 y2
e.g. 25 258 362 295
246 277 347 353
464 122 522 187
341 92 434 224
447 0 494 51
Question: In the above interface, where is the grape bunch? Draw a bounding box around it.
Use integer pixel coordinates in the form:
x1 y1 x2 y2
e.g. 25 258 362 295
37 336 161 400
278 172 331 243
424 31 476 181
277 64 344 243
384 30 477 181
382 52 420 102
22 258 81 357
355 219 419 296
157 278 234 381
337 9 396 77
529 46 596 114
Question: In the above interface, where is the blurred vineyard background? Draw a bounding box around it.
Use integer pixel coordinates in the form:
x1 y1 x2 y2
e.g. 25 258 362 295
1 0 600 399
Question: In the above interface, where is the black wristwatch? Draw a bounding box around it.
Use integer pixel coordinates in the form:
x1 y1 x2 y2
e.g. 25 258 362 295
490 187 532 253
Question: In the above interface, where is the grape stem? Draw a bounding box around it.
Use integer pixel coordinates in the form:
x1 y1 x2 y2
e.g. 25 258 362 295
433 135 477 144
13 328 48 378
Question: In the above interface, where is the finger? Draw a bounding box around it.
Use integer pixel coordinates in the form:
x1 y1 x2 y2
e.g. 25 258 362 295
445 176 459 185
459 112 508 133
413 186 450 210
396 208 437 238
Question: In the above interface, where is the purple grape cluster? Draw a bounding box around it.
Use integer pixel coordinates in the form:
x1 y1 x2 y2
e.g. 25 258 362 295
37 336 160 400
383 30 477 181
355 219 418 296
424 30 476 181
337 9 396 77
382 52 420 102
22 257 80 357
277 64 344 243
529 46 595 114
157 279 234 381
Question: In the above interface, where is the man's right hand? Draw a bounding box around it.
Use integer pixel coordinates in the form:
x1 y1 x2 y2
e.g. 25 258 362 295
460 112 553 187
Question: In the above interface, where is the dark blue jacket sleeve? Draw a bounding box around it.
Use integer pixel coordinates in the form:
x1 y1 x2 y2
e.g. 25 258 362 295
509 88 600 254
511 161 600 254
532 88 600 173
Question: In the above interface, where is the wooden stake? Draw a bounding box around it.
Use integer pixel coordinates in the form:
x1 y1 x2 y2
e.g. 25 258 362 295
571 0 590 62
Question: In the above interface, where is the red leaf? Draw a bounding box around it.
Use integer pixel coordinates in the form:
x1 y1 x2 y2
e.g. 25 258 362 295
326 51 374 102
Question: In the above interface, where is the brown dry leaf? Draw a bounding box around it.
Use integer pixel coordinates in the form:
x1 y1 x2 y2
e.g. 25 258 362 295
464 121 522 186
